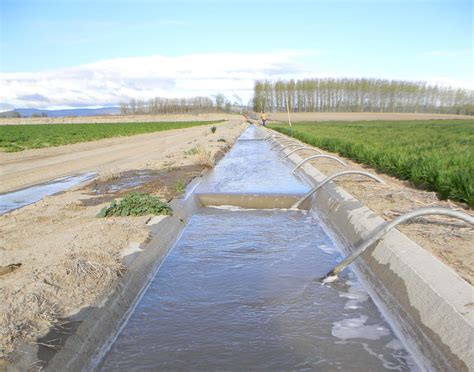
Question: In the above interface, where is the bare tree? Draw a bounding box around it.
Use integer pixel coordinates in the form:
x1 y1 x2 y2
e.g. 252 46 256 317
253 78 474 115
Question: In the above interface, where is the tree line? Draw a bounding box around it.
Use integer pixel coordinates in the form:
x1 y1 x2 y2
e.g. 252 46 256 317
253 78 474 115
119 94 236 115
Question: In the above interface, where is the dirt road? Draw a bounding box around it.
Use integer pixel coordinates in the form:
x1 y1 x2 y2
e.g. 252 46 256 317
0 119 242 193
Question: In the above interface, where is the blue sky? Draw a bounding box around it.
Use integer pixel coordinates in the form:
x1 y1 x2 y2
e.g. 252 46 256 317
1 0 472 109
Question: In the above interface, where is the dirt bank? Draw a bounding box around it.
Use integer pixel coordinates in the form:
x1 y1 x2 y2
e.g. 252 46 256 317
268 112 473 122
278 143 474 285
0 119 246 365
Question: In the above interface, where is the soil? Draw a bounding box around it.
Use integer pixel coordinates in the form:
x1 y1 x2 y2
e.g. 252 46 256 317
0 118 246 365
289 146 474 285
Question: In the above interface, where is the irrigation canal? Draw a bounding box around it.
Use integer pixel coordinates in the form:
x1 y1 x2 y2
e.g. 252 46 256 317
99 125 419 370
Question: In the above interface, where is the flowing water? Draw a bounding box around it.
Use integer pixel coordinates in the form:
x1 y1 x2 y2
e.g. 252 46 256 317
99 126 418 371
196 127 308 195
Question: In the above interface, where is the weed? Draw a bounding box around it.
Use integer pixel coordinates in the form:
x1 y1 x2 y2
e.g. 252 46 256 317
173 180 186 194
217 138 226 142
97 192 171 217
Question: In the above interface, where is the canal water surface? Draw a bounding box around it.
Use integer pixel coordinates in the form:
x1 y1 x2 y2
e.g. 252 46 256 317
99 126 418 371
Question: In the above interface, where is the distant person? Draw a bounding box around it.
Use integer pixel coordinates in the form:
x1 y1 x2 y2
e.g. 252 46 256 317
242 112 250 124
260 111 268 126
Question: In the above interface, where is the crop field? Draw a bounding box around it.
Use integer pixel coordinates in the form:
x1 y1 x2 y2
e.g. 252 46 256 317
0 120 224 152
270 120 474 207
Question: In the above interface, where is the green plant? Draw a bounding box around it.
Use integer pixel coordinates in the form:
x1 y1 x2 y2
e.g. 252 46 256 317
270 120 474 207
0 120 225 152
173 180 186 194
217 138 226 142
97 192 171 217
211 126 217 134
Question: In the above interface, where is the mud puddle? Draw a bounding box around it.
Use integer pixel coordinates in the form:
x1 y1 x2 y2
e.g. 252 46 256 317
85 165 205 205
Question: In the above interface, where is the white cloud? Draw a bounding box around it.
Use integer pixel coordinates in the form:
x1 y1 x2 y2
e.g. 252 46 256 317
0 51 314 109
1 50 472 110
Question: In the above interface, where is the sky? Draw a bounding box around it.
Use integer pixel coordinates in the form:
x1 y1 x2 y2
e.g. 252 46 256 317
0 0 472 110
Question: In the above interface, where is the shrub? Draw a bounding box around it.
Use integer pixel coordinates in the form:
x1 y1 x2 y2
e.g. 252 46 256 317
217 138 226 142
97 192 171 217
211 126 217 134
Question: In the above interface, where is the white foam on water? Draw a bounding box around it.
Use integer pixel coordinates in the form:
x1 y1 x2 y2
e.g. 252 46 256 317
206 204 306 213
331 315 390 341
386 339 404 350
340 280 370 309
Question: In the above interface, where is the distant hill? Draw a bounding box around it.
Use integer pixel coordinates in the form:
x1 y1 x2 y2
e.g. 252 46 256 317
0 107 121 118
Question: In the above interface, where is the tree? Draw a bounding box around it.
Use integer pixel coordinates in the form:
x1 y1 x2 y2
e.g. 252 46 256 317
252 78 473 115
214 93 226 111
119 102 129 115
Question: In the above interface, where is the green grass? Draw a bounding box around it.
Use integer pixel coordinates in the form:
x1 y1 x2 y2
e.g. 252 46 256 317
0 120 224 152
270 120 474 207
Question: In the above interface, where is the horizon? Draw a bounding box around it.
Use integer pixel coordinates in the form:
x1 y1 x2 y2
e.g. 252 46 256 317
1 0 472 111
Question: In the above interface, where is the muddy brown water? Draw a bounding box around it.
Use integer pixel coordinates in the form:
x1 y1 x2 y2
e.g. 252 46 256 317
99 126 419 370
90 165 204 198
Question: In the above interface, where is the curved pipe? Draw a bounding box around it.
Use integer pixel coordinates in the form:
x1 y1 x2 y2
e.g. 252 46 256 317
266 133 284 140
271 140 295 150
264 130 284 140
323 207 474 282
270 139 299 150
280 146 323 159
265 134 283 142
277 142 304 153
291 154 347 172
292 170 385 209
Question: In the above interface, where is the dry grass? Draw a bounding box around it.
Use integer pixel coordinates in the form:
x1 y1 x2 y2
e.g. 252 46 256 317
194 145 214 168
0 292 61 356
97 167 122 182
65 250 126 282
0 250 125 359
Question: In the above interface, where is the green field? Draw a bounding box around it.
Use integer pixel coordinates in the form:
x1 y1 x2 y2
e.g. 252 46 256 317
270 120 474 207
0 120 224 152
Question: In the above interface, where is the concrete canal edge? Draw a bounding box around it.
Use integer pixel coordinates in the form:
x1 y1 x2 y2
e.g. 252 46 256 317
280 136 474 371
